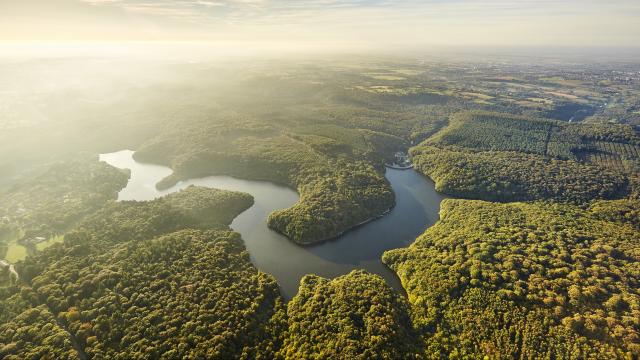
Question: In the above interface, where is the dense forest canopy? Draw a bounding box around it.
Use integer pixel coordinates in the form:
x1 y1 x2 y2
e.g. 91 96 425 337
412 111 639 203
0 157 129 244
383 199 640 358
281 270 422 359
1 187 287 359
0 57 639 358
130 90 435 244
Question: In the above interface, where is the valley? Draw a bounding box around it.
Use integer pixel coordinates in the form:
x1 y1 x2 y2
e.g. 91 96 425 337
100 149 447 300
0 56 638 359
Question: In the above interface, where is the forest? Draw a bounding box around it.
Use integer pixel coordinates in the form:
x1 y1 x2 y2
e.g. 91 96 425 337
0 176 428 359
383 199 640 358
411 145 628 203
1 186 286 359
280 270 422 359
129 78 454 244
412 111 639 203
0 157 129 243
0 60 639 359
383 109 640 358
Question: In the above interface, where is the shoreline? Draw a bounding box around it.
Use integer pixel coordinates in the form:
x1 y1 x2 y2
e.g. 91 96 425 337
384 163 414 170
290 206 395 247
102 149 446 302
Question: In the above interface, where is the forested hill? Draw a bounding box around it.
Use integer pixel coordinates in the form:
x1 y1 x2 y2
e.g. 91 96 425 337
412 111 639 203
0 180 428 359
0 157 129 243
133 119 398 245
384 110 640 358
383 199 640 358
1 61 639 358
280 270 423 359
0 186 290 359
130 79 453 244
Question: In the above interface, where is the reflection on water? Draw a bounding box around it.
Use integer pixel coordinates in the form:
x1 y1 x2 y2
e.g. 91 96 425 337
100 150 448 300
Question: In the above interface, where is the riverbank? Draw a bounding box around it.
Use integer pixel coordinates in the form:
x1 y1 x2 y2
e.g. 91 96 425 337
290 207 393 246
100 149 448 300
385 163 414 170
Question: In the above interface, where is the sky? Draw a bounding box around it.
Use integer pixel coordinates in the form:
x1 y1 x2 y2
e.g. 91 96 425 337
0 0 639 51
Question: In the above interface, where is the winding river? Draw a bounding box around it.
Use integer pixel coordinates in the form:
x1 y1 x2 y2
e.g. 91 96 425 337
100 150 447 300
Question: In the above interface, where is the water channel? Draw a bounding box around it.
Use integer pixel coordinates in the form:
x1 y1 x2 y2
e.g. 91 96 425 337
100 150 448 300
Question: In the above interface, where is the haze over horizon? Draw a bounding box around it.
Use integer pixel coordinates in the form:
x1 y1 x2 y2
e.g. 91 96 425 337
1 0 639 54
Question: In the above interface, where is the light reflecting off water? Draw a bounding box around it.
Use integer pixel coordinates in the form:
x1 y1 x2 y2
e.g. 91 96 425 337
100 150 448 300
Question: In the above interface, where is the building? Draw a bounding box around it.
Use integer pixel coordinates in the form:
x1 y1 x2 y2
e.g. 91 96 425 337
386 151 413 170
394 152 410 167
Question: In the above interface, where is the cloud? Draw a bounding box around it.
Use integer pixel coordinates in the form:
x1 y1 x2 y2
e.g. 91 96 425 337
0 0 638 47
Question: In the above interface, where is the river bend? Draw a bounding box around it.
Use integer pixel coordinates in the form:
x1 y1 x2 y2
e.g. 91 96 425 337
100 150 447 300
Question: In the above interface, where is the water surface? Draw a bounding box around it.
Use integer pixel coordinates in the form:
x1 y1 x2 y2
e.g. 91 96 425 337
100 150 447 300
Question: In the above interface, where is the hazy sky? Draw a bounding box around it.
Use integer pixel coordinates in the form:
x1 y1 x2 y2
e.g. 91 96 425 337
1 0 639 50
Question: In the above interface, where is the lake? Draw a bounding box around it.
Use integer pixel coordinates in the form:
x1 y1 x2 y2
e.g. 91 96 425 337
100 150 447 300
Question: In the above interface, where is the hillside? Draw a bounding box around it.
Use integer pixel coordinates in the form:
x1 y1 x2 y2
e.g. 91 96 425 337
412 111 639 202
1 187 287 359
383 199 640 358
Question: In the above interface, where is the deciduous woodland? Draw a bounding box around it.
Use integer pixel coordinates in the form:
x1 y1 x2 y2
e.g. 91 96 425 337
383 200 640 357
412 111 639 203
1 61 639 359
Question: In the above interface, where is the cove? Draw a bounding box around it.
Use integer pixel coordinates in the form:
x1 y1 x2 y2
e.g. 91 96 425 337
100 150 448 300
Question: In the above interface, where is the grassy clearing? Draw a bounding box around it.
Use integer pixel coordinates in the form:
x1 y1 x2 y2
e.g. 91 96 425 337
4 239 27 263
35 234 65 251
